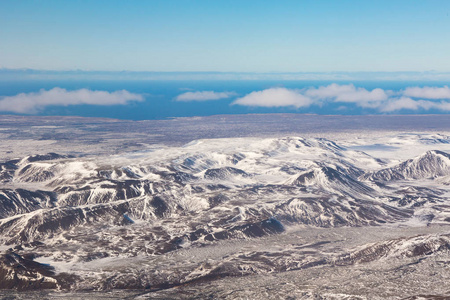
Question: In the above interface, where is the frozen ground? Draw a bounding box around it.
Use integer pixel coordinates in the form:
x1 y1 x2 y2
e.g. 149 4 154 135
0 114 449 159
0 114 449 299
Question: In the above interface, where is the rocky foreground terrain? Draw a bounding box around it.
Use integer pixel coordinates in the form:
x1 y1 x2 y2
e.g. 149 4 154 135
0 115 450 299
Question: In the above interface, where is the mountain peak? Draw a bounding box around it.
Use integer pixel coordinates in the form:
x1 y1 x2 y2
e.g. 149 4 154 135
365 150 450 181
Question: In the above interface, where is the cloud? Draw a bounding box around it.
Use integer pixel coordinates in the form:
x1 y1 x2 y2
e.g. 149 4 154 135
305 83 355 99
4 84 450 115
380 97 450 112
0 88 144 114
232 88 312 108
402 86 450 99
231 84 450 112
380 97 435 112
232 84 386 109
436 101 450 111
306 83 388 104
175 91 236 101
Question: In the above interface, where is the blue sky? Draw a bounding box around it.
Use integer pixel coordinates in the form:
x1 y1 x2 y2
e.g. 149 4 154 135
1 0 450 72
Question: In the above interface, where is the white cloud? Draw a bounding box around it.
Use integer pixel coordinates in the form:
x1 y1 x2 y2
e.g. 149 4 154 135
232 88 312 108
0 88 144 114
6 84 449 115
231 84 450 112
380 97 450 112
305 83 355 99
402 86 450 99
232 84 387 109
436 101 450 110
305 83 388 103
175 91 236 101
380 97 431 112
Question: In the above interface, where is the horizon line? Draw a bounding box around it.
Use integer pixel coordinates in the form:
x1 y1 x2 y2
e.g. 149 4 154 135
2 68 450 81
2 68 449 74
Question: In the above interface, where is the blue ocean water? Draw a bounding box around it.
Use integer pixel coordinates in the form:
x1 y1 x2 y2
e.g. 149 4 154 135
0 80 449 120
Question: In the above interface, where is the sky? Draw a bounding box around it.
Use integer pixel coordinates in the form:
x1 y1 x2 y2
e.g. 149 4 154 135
1 0 450 72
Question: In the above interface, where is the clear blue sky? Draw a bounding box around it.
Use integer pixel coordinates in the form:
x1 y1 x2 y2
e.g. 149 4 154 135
1 0 449 72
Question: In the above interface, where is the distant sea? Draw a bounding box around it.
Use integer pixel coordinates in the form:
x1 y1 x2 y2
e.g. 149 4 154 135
0 80 449 120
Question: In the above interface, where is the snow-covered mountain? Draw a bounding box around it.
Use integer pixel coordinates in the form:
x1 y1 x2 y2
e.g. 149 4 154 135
364 150 450 181
0 134 449 298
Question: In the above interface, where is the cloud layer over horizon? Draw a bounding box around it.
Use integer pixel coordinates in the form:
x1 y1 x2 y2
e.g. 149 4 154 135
0 88 144 114
233 88 311 108
175 91 236 101
2 84 450 115
232 84 450 112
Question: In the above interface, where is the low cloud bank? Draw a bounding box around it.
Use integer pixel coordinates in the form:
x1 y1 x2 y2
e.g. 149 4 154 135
0 88 144 114
305 83 388 104
175 91 236 101
232 84 450 112
3 85 450 115
403 86 450 99
233 88 311 108
381 98 450 112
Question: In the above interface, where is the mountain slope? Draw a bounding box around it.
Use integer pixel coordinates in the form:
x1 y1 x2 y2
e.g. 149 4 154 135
364 150 450 181
0 135 449 294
